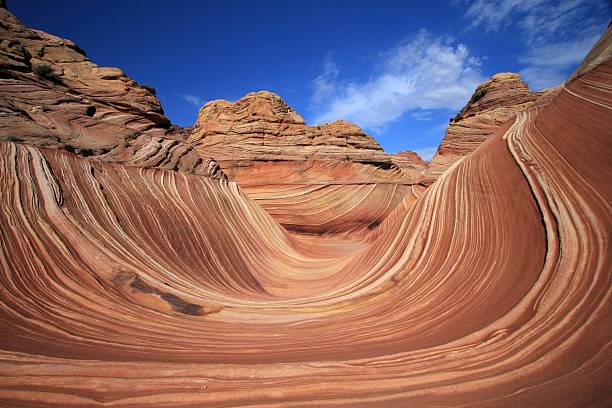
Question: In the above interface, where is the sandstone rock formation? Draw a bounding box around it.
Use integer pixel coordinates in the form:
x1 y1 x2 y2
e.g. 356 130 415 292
190 91 413 168
0 6 224 178
0 4 611 408
189 91 428 234
423 72 560 184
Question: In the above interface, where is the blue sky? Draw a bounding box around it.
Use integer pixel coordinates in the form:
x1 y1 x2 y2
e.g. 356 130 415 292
12 0 610 159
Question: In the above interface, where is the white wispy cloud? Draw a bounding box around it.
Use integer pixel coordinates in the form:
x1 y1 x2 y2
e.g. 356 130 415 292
464 0 548 33
311 30 484 131
413 146 438 161
410 110 434 121
311 52 338 106
180 94 204 107
519 33 602 89
464 0 609 89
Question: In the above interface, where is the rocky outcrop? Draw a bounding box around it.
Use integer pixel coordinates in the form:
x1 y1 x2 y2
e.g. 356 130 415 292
190 90 425 174
0 7 224 178
423 72 560 184
395 149 428 165
189 91 428 234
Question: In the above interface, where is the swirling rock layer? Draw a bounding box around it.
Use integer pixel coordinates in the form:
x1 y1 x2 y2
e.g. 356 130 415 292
423 71 559 184
0 7 224 178
189 91 428 234
1 7 611 408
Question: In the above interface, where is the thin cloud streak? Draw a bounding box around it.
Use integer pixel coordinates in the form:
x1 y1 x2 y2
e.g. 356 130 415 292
519 33 602 89
464 0 609 89
311 52 338 106
180 94 204 107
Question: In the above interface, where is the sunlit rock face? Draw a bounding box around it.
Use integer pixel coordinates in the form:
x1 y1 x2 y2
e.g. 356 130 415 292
189 90 428 235
422 71 560 184
0 7 224 178
0 4 611 408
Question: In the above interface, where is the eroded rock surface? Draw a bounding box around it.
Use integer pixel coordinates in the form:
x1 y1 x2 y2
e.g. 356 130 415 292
423 72 560 184
189 91 428 234
0 7 224 178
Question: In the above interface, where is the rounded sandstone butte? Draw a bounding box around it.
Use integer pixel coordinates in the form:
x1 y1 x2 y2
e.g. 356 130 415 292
196 90 307 126
450 72 538 122
422 71 558 184
394 150 428 165
190 90 383 154
189 90 427 235
314 119 383 150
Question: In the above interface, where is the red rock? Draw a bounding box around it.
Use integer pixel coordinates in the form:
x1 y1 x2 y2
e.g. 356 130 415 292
395 150 427 164
0 7 224 178
190 90 428 234
0 5 611 408
423 72 559 184
189 91 418 168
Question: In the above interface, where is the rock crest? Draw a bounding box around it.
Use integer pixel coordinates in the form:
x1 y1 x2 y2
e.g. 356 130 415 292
189 90 428 234
423 72 559 184
0 7 224 178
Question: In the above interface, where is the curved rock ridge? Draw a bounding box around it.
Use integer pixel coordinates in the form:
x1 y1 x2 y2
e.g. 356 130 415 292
190 90 428 234
423 71 560 184
0 9 611 408
0 7 224 178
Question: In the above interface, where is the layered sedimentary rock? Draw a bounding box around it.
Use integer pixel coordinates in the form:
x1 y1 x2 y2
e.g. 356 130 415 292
423 72 559 184
0 7 224 178
1 5 611 408
189 91 427 234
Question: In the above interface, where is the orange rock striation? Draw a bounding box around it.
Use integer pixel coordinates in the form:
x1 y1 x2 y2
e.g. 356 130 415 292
0 5 611 408
189 90 428 235
423 71 560 184
0 7 224 178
